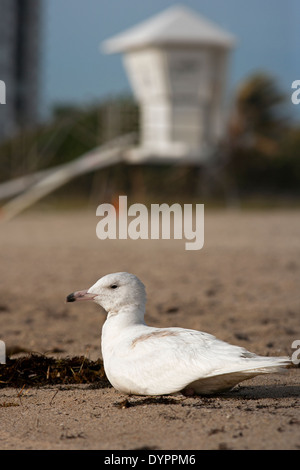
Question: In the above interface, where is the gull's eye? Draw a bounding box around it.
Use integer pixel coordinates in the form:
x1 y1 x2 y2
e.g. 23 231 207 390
110 284 118 289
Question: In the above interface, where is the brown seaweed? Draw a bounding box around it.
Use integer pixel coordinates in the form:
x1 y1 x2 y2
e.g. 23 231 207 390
0 354 111 388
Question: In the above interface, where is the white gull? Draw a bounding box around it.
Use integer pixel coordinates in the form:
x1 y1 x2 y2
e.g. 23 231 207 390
66 272 291 396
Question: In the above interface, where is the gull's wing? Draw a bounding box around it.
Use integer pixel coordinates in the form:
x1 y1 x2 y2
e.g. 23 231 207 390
107 327 290 395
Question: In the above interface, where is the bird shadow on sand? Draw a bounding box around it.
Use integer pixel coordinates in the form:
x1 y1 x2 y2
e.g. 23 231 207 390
221 383 300 400
113 383 300 409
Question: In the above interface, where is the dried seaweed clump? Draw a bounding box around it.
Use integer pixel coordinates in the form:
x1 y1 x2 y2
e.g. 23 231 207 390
0 354 111 388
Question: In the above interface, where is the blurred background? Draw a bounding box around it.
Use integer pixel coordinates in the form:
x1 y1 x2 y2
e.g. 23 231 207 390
0 0 299 214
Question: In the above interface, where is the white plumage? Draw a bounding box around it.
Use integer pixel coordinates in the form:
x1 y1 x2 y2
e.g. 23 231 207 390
66 272 291 396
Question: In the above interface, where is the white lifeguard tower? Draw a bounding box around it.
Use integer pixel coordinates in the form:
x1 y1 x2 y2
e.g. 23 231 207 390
102 5 236 164
0 6 237 221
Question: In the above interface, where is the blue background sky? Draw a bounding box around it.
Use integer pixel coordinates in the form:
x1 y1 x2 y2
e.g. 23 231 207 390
42 0 299 119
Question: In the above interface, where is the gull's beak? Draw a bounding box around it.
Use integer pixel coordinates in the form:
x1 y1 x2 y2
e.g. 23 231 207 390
66 289 97 302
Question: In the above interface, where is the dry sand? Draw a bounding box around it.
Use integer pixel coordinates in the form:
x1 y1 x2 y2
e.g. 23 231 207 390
0 208 299 450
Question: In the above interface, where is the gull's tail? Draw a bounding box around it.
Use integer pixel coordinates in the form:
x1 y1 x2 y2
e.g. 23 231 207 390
190 355 293 395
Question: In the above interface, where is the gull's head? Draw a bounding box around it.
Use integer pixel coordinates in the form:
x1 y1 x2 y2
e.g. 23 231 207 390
66 272 146 317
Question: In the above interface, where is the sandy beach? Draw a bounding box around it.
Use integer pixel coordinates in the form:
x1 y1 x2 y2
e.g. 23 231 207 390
0 208 299 450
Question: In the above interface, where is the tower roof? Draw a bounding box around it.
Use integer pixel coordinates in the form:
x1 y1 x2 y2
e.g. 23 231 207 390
102 5 236 53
